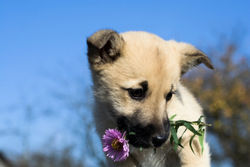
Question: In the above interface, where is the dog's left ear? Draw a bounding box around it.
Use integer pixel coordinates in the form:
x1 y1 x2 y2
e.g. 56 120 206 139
179 43 214 75
87 29 124 67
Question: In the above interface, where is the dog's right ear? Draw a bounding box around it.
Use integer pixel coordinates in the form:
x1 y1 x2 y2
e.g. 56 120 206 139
87 29 124 68
178 42 214 75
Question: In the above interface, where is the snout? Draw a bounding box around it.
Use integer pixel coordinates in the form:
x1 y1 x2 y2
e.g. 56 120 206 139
117 116 170 148
152 120 170 147
152 134 168 147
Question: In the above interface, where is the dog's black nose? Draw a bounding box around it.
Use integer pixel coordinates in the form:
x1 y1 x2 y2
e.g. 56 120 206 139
152 133 168 147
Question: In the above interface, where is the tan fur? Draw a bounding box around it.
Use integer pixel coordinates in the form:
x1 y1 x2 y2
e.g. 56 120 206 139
87 30 212 167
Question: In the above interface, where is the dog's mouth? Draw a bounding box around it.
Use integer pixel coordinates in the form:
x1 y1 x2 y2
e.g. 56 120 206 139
125 123 155 148
117 116 153 148
117 116 169 148
127 134 152 148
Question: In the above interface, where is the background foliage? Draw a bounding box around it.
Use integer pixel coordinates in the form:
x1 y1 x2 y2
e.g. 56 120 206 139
184 36 250 167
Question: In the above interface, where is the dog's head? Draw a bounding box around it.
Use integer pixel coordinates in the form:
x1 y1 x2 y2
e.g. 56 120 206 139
87 30 213 148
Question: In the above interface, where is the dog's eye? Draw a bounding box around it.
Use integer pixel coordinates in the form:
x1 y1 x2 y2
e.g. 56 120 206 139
165 91 176 102
165 92 173 101
128 88 145 101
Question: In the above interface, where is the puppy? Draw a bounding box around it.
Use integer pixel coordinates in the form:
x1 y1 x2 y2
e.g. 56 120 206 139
87 30 213 167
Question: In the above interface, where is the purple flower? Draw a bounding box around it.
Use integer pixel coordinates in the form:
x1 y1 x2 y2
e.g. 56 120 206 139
102 129 129 162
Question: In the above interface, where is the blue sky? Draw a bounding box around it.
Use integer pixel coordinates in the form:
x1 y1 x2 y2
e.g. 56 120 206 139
0 0 250 166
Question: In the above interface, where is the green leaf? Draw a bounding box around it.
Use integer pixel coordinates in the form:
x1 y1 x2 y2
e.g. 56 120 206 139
170 135 173 144
140 147 143 152
177 127 188 149
183 122 202 136
198 115 204 123
198 129 205 153
175 120 191 124
170 114 177 120
189 134 196 154
178 143 184 148
169 115 210 154
179 128 187 143
170 126 179 151
129 132 136 135
174 124 181 134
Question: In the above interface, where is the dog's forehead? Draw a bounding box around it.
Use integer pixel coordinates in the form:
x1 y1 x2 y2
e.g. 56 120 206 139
105 31 180 88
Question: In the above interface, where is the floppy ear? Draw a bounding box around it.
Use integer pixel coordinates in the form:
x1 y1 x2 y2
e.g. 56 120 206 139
179 43 214 75
87 29 124 67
